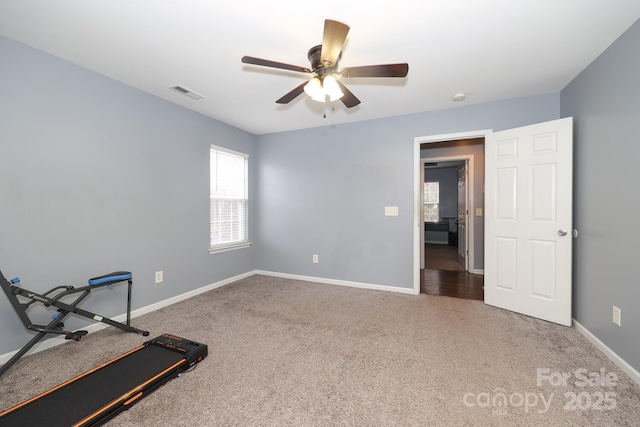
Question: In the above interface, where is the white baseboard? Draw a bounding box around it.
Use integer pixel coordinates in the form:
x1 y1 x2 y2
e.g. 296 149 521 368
255 270 416 295
573 319 640 386
126 270 255 319
425 240 448 245
472 269 484 275
0 270 254 366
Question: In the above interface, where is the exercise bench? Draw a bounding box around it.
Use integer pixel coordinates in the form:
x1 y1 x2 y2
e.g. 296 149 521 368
0 269 149 377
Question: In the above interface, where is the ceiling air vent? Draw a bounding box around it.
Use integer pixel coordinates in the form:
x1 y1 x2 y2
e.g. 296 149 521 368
169 85 205 100
425 162 438 167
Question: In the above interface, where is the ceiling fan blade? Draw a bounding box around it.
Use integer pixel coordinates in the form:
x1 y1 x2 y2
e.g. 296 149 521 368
335 80 361 108
320 20 350 68
242 56 312 73
341 63 409 78
275 81 308 104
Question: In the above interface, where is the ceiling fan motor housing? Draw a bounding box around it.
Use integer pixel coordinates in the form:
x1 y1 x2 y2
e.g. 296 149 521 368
308 45 340 74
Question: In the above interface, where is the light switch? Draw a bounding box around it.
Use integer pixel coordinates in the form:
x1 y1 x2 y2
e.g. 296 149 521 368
476 208 483 217
385 206 399 216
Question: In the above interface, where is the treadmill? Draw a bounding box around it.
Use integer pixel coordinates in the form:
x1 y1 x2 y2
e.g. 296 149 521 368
0 334 207 426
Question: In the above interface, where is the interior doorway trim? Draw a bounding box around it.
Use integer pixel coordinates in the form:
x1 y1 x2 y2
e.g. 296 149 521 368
413 129 492 295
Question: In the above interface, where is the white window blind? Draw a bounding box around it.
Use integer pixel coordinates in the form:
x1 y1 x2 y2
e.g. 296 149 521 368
210 145 249 253
424 181 439 223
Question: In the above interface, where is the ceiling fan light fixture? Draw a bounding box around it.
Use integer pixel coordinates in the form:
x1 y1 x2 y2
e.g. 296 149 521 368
304 77 325 102
323 75 344 101
311 93 326 102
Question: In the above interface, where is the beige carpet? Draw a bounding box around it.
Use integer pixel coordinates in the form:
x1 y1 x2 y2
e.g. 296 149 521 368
1 275 639 426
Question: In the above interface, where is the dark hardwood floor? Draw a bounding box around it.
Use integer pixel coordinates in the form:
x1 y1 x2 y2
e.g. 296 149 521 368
420 244 484 301
420 269 484 300
424 244 465 271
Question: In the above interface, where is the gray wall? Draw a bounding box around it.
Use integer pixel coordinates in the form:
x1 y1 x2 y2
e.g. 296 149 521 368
255 94 560 289
0 36 257 356
421 139 485 267
561 19 640 371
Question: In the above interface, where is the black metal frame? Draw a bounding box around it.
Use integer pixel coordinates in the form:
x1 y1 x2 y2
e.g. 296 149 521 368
0 269 149 377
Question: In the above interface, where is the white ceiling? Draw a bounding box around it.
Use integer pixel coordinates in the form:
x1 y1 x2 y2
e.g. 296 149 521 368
1 1 639 135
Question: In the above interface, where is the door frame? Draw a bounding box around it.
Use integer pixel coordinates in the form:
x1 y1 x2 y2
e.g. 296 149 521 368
413 129 492 295
420 155 473 271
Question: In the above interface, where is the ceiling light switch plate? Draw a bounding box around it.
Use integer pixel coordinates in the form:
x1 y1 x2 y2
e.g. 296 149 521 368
385 206 399 216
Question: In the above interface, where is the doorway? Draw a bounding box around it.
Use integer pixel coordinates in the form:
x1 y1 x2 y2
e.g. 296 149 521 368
422 158 468 272
413 129 492 298
420 153 483 300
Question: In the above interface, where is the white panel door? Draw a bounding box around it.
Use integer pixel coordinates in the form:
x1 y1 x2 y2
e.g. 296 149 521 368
457 166 467 269
485 118 573 326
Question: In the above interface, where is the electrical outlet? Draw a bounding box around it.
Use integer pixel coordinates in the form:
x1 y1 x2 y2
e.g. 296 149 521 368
613 306 621 327
313 254 319 264
155 271 163 284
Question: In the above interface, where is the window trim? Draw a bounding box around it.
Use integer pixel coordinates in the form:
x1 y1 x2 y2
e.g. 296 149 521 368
209 144 250 254
209 241 252 255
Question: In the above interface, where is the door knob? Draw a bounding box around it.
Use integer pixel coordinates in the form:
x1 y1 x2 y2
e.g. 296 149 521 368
558 229 568 236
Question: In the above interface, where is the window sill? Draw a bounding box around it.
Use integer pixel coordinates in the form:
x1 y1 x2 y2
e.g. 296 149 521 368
209 242 252 255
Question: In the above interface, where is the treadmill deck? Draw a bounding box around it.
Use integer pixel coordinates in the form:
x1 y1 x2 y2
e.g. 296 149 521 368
0 334 207 427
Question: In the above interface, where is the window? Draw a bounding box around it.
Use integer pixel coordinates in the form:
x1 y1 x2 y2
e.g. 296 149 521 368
210 145 249 253
424 181 439 223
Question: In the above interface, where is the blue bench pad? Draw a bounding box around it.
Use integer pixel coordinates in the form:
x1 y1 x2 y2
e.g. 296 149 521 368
88 271 132 286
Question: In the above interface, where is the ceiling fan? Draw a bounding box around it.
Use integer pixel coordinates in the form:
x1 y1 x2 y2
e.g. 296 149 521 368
241 19 409 108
